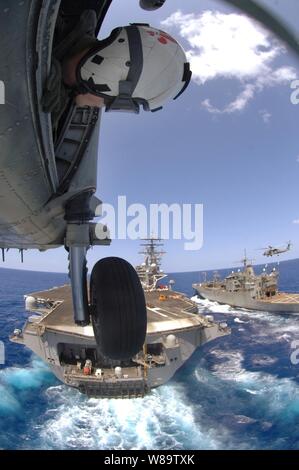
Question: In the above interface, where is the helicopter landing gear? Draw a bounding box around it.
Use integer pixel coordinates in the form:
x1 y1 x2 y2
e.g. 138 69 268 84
66 210 147 360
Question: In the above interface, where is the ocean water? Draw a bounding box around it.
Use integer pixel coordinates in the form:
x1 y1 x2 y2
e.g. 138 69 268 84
1 260 299 450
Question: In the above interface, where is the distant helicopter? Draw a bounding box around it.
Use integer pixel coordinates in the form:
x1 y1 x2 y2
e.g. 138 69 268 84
261 242 292 258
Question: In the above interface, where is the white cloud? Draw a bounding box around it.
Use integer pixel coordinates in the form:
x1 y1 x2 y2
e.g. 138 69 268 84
202 84 255 114
296 155 299 162
293 219 299 224
161 10 297 114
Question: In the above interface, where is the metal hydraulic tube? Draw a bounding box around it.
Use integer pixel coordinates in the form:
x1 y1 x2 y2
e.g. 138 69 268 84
65 191 95 326
68 244 90 326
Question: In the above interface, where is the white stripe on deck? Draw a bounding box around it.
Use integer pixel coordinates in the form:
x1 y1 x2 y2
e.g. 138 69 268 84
147 307 168 318
161 309 182 318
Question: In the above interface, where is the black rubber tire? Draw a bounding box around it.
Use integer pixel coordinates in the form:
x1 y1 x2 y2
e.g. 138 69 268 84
90 257 147 360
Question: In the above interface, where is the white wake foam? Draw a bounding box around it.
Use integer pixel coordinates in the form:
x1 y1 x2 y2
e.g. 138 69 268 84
36 384 223 450
191 296 241 315
0 357 56 417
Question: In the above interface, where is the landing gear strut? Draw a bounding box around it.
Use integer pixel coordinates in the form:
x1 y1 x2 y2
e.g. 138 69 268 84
68 245 89 326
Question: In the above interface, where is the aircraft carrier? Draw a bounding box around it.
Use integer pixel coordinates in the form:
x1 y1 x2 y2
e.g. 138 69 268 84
193 256 299 314
10 239 230 398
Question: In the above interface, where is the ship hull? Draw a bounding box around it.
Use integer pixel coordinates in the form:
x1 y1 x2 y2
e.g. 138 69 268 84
11 285 230 398
194 285 299 314
16 323 226 396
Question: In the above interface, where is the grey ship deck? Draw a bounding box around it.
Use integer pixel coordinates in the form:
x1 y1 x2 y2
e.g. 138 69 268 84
11 284 229 398
26 284 211 337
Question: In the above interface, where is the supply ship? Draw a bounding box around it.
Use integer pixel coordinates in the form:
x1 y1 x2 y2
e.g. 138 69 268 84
11 239 229 398
193 255 299 313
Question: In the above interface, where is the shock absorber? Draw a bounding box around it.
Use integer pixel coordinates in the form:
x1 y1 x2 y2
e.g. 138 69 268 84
65 190 95 326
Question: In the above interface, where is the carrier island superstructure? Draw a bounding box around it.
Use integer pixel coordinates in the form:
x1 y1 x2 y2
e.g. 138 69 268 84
11 239 229 398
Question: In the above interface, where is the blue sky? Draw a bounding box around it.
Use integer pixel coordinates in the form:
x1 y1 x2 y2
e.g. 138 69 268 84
2 0 299 273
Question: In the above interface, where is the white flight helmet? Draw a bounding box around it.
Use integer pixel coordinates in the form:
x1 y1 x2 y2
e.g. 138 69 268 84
75 24 192 113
